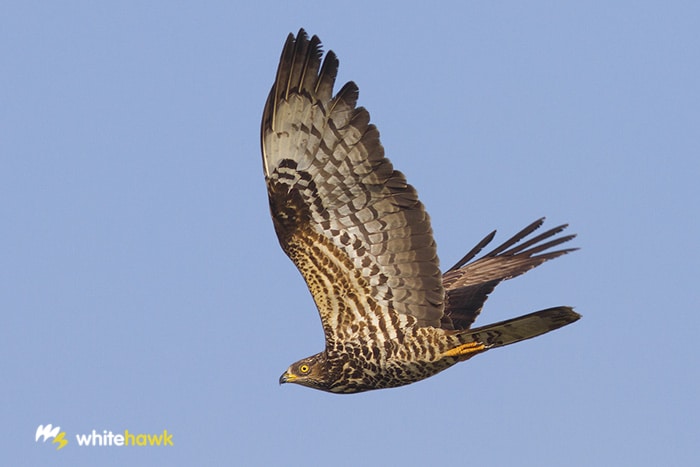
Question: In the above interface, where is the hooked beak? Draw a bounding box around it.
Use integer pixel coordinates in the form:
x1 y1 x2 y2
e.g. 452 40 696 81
279 371 296 385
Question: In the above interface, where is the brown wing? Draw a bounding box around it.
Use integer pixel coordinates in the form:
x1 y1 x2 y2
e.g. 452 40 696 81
441 219 577 330
261 30 444 347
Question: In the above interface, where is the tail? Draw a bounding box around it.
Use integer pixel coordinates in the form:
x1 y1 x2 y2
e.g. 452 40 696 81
454 306 581 349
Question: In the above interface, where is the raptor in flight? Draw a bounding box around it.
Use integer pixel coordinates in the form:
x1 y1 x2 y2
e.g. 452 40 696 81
261 29 580 393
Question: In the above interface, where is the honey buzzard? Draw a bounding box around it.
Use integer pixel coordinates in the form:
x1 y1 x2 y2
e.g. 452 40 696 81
261 29 580 393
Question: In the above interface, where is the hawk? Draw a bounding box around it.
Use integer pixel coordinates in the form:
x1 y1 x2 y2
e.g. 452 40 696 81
261 29 580 393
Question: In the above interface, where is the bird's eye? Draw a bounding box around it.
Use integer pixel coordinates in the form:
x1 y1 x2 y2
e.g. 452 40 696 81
299 364 310 374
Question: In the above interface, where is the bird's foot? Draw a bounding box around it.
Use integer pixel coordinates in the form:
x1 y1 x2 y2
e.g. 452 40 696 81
443 341 488 361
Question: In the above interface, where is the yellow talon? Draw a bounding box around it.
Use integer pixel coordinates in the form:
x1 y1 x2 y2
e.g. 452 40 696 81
443 342 487 361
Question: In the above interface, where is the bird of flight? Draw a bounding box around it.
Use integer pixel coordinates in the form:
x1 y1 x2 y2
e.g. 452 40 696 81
260 29 580 393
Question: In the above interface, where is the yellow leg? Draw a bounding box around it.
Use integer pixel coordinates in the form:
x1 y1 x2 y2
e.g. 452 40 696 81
442 341 487 361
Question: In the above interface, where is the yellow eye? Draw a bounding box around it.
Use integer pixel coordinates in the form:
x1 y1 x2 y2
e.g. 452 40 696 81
299 364 310 374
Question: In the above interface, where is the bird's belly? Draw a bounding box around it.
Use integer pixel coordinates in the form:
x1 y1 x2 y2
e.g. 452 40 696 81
327 340 459 393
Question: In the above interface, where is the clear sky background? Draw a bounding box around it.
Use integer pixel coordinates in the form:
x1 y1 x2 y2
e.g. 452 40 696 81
3 1 699 466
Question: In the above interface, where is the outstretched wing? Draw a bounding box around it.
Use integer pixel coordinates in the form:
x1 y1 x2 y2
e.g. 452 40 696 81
441 218 577 330
261 30 444 347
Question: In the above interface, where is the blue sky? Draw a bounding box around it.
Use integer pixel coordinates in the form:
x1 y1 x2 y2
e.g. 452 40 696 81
3 1 699 466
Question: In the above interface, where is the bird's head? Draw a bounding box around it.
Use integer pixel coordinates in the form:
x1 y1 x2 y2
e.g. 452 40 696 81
279 353 330 391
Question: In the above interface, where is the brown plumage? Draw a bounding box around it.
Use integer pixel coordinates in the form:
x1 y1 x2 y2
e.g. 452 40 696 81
261 29 580 393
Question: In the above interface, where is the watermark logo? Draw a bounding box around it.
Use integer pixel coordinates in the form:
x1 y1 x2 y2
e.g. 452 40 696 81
35 424 173 450
35 424 68 450
75 429 173 446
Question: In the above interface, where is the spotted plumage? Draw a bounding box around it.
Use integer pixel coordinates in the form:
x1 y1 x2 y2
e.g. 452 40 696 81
261 29 580 393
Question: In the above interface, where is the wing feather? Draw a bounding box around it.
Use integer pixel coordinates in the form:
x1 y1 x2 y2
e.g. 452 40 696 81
441 219 577 330
261 30 444 346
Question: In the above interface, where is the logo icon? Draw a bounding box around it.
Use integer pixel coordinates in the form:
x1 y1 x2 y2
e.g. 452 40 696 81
35 424 68 450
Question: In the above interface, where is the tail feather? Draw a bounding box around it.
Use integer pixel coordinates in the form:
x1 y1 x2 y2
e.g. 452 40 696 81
453 306 581 348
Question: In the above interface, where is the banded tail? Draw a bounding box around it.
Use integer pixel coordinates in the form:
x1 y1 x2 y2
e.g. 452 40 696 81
455 306 581 349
